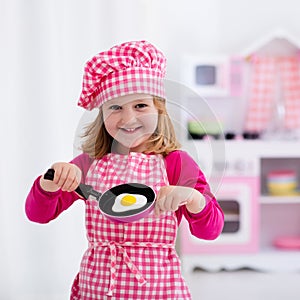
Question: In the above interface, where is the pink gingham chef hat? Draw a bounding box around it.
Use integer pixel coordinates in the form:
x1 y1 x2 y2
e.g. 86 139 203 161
78 40 166 110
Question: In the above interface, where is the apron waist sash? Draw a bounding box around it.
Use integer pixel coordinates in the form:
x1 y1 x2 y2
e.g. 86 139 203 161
89 240 174 296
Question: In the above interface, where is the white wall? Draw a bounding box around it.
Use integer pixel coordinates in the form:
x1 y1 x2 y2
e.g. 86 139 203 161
1 0 300 298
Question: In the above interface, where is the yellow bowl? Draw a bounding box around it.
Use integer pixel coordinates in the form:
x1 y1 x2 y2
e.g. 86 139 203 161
268 182 298 195
269 189 300 196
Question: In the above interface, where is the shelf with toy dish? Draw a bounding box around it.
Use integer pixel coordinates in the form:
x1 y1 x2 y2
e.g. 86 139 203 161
260 169 300 203
260 159 300 205
266 169 298 194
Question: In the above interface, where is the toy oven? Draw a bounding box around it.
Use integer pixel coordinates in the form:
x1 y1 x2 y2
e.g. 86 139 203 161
180 177 259 254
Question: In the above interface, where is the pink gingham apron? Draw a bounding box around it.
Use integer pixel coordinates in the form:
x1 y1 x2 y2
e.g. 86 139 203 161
70 152 191 299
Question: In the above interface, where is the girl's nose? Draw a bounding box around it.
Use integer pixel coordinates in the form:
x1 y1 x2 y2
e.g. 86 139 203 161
120 108 136 124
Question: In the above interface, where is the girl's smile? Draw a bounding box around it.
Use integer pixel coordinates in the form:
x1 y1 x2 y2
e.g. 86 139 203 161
119 126 142 133
102 93 158 153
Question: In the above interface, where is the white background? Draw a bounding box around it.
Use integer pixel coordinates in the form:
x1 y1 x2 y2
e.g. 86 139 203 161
1 0 300 298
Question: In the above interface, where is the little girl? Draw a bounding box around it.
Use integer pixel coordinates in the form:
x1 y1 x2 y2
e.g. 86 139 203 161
25 41 224 300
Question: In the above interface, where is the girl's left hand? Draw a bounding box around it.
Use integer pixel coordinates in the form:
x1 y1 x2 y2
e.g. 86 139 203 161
154 185 206 216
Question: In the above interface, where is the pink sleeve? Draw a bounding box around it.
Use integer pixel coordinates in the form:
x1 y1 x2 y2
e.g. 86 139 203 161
25 153 92 223
165 150 224 240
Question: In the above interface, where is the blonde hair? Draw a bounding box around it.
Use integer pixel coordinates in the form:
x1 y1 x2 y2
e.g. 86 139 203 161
80 97 181 158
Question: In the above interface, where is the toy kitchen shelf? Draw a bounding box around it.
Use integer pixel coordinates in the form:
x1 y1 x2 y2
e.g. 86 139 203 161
179 139 300 273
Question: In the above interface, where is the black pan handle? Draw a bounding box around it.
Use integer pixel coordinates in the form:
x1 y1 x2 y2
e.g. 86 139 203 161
44 168 55 181
43 168 87 199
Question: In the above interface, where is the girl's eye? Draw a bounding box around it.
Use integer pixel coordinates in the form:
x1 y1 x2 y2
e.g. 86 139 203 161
135 103 148 109
109 105 122 111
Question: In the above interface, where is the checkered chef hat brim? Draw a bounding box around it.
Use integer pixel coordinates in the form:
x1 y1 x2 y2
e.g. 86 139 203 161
78 41 167 110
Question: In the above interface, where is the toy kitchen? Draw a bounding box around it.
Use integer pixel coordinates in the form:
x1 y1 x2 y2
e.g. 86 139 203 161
178 29 300 274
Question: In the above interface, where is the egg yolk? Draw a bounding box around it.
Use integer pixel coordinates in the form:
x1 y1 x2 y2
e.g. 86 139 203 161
121 194 137 206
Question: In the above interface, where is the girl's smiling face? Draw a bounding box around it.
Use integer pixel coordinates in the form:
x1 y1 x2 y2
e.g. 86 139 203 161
102 94 158 153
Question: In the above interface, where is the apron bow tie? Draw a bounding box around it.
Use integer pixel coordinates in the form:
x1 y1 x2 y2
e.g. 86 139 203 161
90 240 174 296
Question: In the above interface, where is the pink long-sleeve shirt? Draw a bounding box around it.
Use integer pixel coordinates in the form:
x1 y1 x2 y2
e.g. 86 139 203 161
25 150 224 240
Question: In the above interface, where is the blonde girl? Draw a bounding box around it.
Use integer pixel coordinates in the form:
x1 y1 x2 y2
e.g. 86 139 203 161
26 41 224 300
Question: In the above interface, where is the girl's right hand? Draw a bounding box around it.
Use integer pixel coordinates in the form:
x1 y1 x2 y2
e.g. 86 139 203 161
39 162 82 193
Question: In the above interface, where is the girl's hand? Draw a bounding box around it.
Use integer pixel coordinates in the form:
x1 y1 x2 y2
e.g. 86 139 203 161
39 162 82 193
154 185 206 216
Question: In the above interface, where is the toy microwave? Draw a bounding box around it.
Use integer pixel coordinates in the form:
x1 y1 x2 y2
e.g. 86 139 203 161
182 55 230 97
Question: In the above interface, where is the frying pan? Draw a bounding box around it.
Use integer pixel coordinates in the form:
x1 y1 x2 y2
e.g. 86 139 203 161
44 169 156 223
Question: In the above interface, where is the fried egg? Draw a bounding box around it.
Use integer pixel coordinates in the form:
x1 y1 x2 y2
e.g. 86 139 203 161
112 193 147 213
